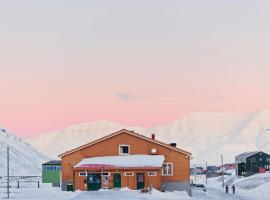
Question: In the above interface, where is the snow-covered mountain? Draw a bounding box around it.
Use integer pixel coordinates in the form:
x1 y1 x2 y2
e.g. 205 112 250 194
0 128 48 176
26 111 270 165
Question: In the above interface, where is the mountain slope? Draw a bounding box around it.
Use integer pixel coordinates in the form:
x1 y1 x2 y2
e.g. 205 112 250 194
26 111 270 164
0 128 48 176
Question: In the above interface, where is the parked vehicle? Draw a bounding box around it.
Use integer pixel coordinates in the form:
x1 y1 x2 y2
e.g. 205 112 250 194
190 183 206 192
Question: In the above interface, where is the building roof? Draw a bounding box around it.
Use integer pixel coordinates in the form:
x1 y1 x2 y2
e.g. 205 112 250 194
73 155 165 170
236 151 259 159
42 160 61 165
58 129 192 157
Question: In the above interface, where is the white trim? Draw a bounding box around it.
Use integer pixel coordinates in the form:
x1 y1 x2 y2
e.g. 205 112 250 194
124 172 134 176
101 172 110 176
162 163 173 176
148 172 156 176
119 144 130 155
79 171 87 176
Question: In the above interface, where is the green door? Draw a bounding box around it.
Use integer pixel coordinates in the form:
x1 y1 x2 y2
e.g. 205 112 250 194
87 174 101 191
137 173 145 190
113 173 121 188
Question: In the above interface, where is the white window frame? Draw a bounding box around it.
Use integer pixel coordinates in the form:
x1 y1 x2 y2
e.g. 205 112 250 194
124 172 134 176
162 163 173 176
251 158 256 163
101 172 110 176
79 171 87 176
119 144 130 155
148 172 156 176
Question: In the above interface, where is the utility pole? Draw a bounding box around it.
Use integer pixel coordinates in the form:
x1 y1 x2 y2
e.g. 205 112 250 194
205 161 208 186
221 154 224 189
7 146 10 199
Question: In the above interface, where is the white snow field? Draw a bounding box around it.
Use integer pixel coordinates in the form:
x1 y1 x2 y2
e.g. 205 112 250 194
26 111 270 164
0 185 191 200
0 128 47 176
1 173 270 200
191 172 270 200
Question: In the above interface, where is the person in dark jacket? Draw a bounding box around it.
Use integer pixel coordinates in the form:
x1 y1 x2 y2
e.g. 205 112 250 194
231 185 235 194
225 185 229 194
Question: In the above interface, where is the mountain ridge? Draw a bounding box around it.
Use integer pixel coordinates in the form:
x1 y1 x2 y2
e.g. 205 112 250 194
0 128 48 176
26 111 270 165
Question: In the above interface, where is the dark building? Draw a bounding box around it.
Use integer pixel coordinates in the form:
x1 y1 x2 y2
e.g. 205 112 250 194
235 151 270 176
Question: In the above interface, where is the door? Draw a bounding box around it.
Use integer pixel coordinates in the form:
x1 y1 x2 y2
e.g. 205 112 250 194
113 173 121 188
87 174 101 191
137 173 145 190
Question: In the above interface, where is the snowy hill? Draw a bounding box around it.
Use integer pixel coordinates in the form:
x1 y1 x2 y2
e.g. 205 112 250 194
26 111 270 164
0 128 48 176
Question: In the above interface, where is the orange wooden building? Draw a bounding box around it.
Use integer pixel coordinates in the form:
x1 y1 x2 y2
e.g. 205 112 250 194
59 129 191 192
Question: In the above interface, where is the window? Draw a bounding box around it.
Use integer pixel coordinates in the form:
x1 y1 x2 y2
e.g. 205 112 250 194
162 163 173 176
49 166 54 170
53 166 57 170
125 172 134 176
259 158 263 162
119 145 130 155
251 158 256 163
148 172 156 176
79 172 87 176
102 172 110 176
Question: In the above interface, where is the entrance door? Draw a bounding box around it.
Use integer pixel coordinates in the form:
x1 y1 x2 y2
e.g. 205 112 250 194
137 173 145 190
113 173 121 188
87 174 101 191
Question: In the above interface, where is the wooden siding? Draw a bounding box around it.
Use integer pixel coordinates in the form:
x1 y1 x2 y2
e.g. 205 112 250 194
61 131 190 190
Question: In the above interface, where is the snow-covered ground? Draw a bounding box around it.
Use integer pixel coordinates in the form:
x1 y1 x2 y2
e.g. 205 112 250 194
0 185 191 200
191 172 270 200
1 173 270 200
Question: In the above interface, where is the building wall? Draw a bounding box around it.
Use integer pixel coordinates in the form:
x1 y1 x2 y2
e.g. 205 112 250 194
42 169 61 186
61 131 190 190
74 169 161 191
245 152 270 175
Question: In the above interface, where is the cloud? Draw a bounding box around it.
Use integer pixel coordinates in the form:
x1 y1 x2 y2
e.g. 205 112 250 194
114 93 135 101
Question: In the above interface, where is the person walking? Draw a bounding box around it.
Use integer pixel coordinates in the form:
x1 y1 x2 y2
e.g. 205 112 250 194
231 185 235 194
225 185 229 194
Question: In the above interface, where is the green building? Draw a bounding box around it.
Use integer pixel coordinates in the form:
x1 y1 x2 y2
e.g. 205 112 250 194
42 160 61 187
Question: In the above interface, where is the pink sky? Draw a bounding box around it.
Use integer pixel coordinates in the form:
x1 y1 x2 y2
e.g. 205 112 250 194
1 1 270 137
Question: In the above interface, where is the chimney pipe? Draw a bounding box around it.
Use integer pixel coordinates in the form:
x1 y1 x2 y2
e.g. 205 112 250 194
151 133 155 140
170 143 177 147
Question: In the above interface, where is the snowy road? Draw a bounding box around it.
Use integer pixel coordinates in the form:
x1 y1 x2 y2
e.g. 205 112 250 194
192 187 255 200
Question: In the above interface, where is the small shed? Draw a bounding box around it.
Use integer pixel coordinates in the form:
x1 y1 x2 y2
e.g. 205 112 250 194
42 160 61 187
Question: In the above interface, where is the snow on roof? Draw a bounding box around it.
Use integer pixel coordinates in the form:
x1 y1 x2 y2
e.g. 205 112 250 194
74 155 165 169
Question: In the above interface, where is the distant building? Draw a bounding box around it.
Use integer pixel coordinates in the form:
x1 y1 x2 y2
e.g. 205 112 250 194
235 151 270 176
222 163 235 171
42 160 61 187
207 166 219 174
